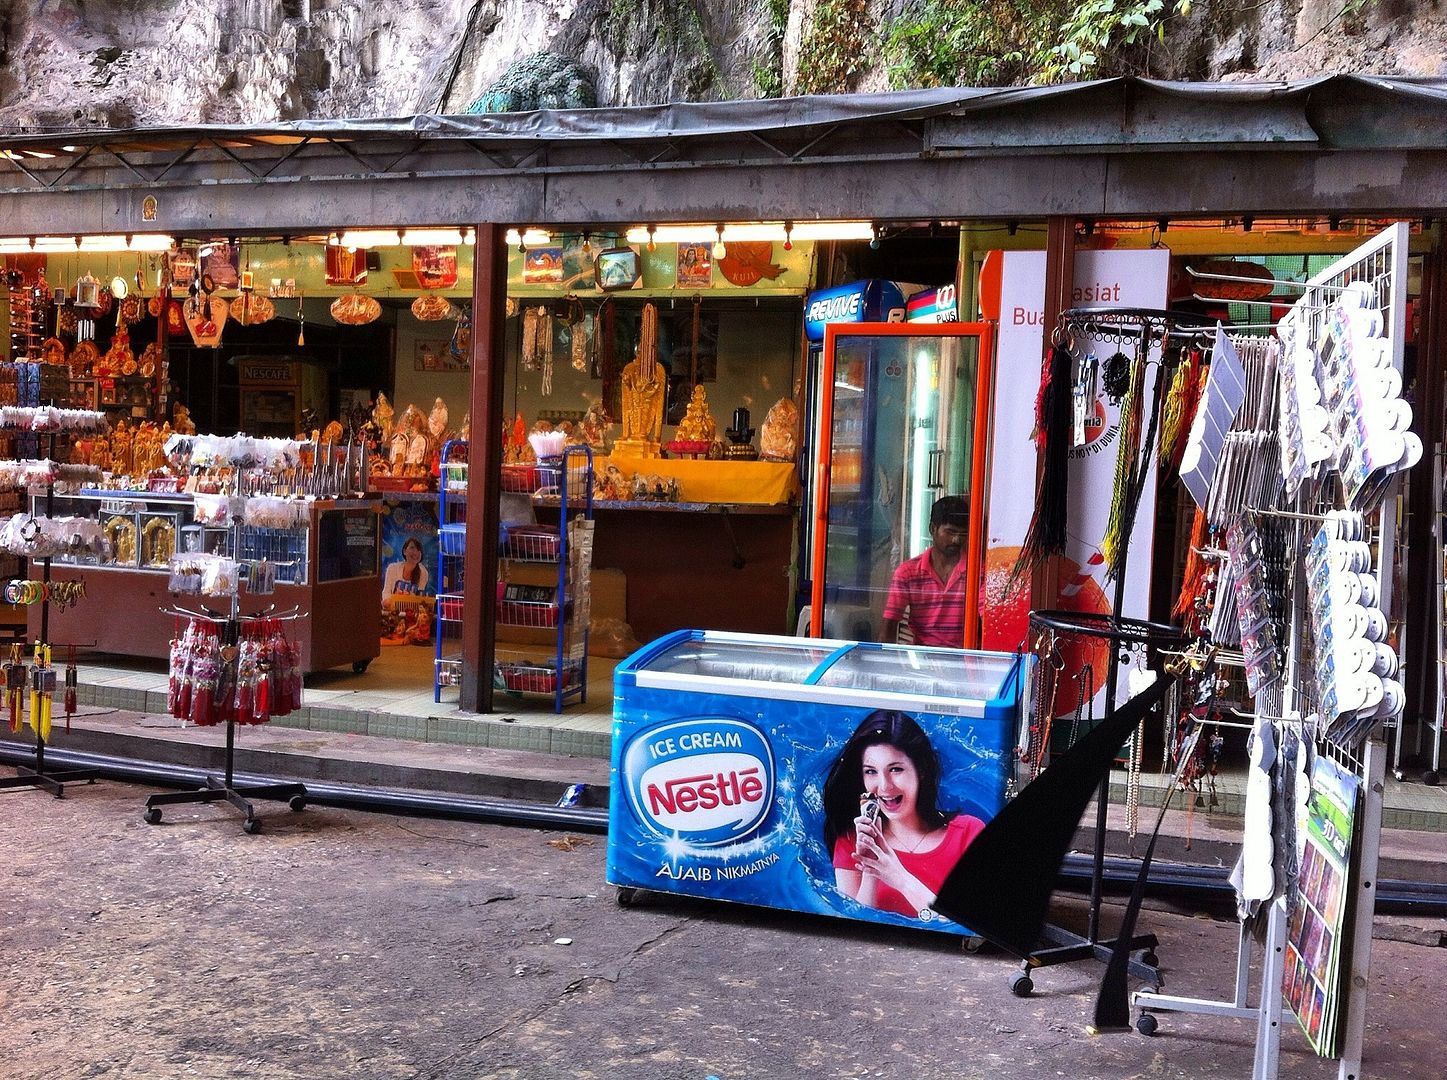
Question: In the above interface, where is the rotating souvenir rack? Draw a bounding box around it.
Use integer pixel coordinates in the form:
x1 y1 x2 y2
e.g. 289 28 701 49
1012 306 1217 1001
1128 226 1411 1080
145 477 309 834
0 407 109 797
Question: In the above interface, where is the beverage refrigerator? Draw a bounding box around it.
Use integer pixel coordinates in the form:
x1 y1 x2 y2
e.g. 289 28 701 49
803 320 995 647
606 629 1028 934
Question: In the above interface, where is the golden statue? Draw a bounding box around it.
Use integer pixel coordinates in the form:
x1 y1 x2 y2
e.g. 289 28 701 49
613 360 664 459
674 385 717 445
111 421 134 479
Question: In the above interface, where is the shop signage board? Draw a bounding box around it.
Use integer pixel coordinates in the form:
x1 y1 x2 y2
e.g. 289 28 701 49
905 284 959 323
803 280 907 342
607 630 1025 935
979 249 1169 713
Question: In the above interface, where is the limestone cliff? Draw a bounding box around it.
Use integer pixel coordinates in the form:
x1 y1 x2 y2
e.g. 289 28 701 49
0 1 1442 131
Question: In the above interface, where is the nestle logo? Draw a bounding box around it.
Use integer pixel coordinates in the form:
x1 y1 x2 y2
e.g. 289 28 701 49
646 766 765 816
621 718 774 847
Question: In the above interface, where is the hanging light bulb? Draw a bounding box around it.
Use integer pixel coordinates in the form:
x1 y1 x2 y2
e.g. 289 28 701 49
782 222 794 252
517 232 528 253
868 223 880 250
581 231 592 255
646 225 657 252
711 225 726 261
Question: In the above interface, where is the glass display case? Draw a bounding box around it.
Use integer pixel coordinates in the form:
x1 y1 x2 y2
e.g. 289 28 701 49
31 491 382 673
608 630 1027 935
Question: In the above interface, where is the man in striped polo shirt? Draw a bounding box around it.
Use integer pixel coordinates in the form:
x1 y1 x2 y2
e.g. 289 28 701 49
882 496 969 648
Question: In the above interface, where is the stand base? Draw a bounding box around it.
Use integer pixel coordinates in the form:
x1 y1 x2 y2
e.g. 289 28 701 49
0 763 104 798
143 774 308 834
610 438 661 460
1009 922 1164 998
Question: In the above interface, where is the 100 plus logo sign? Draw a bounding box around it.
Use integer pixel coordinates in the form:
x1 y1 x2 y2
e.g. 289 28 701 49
621 717 774 847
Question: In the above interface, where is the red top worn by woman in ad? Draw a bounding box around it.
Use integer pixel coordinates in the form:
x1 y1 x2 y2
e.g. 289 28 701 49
832 814 985 919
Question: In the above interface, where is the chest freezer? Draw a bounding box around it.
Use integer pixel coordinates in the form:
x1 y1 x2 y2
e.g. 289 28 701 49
607 629 1028 935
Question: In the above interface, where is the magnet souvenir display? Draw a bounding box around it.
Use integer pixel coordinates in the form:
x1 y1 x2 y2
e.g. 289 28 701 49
1304 514 1403 746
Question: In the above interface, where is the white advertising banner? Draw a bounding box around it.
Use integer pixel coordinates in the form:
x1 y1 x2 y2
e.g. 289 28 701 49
980 249 1170 707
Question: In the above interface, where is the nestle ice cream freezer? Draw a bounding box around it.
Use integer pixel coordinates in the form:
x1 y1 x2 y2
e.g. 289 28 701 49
606 630 1027 935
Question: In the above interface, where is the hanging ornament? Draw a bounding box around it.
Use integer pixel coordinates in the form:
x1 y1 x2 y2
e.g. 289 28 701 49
410 293 451 321
448 308 472 361
229 293 276 326
330 293 382 325
297 293 306 346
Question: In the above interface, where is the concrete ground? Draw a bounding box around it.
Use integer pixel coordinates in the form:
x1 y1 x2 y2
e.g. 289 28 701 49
2 780 1443 1080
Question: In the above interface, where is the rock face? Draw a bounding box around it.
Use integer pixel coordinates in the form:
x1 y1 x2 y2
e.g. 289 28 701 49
0 1 1444 131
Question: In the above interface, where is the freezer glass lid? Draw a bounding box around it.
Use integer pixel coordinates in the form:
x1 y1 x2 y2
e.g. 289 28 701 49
813 646 1014 700
639 637 839 683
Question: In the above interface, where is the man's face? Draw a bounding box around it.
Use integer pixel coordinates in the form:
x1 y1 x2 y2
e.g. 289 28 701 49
930 519 966 557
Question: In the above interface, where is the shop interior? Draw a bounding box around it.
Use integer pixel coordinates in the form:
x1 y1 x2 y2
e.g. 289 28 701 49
0 217 1435 754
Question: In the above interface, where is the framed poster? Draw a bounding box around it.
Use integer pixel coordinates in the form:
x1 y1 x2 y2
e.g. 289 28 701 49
523 247 564 285
676 243 712 288
415 338 466 372
413 246 459 290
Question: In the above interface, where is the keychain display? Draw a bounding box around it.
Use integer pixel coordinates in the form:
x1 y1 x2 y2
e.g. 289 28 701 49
3 579 85 609
0 514 109 559
1304 514 1403 745
167 616 302 727
0 459 103 492
0 406 109 434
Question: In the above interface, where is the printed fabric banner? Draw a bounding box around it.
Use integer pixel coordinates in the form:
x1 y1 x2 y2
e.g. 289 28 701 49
1285 755 1360 1056
980 248 1170 716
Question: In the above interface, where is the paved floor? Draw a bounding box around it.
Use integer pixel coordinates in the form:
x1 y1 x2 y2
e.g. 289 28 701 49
76 644 618 758
3 780 1443 1080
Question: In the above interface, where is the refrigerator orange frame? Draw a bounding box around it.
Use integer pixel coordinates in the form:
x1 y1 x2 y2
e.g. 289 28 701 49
809 320 996 649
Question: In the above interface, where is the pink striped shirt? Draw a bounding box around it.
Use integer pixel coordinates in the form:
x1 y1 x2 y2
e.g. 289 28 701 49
883 549 968 648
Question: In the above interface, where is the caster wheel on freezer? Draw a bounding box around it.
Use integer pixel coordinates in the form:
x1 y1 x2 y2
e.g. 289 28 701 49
1136 1012 1159 1037
1009 972 1034 998
143 807 162 825
289 795 306 812
243 818 262 835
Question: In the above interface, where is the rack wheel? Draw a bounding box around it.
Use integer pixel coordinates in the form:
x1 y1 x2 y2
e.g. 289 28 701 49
1140 950 1160 968
289 795 306 812
143 807 162 825
352 660 372 674
616 887 638 907
1425 769 1440 787
1136 1012 1159 1037
243 818 262 835
1009 972 1034 998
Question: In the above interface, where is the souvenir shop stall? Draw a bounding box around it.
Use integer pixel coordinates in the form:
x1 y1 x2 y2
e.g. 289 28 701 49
33 430 380 676
978 225 1415 1078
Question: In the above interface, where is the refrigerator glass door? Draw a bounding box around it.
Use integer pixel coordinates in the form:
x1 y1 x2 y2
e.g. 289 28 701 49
813 644 1015 701
639 635 838 683
810 323 994 648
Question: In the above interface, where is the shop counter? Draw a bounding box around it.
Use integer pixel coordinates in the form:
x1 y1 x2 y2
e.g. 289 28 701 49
607 630 1027 934
535 499 797 642
33 493 381 674
592 455 798 505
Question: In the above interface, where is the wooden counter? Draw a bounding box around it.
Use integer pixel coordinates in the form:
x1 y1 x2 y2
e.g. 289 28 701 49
536 500 798 643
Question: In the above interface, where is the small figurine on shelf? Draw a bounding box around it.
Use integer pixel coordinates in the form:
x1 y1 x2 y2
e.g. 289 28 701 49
372 392 395 442
759 398 800 462
579 401 610 450
667 385 717 457
723 406 759 460
110 420 134 478
428 397 449 442
172 400 196 435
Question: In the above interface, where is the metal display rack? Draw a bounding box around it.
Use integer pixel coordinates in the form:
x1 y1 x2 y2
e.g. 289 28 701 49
434 438 468 701
1011 305 1211 1000
497 445 594 713
1131 224 1406 1080
0 426 105 797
